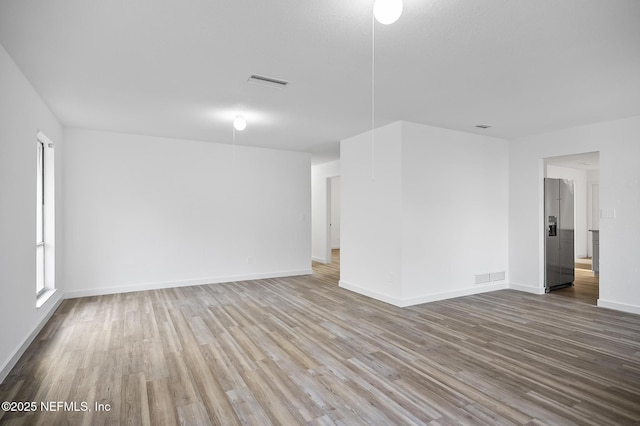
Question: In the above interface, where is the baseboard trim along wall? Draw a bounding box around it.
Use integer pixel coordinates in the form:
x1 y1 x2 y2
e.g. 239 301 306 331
339 280 509 308
597 299 640 315
509 282 546 295
400 283 509 307
311 256 327 264
338 280 405 306
64 269 313 299
0 295 64 384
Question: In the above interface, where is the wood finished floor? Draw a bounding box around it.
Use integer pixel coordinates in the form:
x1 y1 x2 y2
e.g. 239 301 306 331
552 262 599 306
311 249 340 285
2 254 639 425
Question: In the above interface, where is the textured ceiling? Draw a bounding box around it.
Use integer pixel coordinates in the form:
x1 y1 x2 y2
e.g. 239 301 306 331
1 0 639 164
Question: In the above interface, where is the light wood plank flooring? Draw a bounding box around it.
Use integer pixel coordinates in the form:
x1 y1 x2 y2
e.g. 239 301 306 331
311 249 340 285
1 259 639 425
552 261 599 306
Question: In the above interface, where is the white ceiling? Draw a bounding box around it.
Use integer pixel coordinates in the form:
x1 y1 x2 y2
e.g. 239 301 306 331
545 151 600 171
1 0 639 164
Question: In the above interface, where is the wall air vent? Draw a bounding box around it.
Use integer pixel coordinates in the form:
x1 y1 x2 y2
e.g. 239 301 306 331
490 271 506 282
475 273 491 285
247 74 289 89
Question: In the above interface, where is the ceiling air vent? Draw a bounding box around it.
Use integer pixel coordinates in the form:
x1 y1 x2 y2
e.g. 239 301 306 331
475 124 492 129
247 74 289 89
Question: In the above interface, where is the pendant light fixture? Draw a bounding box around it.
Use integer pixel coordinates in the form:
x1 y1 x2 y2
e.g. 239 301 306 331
374 0 403 25
233 116 247 131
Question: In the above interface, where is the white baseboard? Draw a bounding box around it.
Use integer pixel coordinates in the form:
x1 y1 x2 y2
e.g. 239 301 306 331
509 282 546 295
401 283 509 307
64 269 313 299
0 294 64 384
597 299 640 315
339 280 509 308
338 280 405 306
312 256 327 263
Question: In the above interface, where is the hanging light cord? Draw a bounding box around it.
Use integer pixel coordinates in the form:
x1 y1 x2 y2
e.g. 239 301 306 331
232 126 237 179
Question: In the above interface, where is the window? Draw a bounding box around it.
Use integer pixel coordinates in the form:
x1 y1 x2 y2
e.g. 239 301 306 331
36 140 44 294
36 131 54 300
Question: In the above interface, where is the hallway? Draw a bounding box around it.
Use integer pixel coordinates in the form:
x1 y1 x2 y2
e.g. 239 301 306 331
549 259 599 305
311 249 340 285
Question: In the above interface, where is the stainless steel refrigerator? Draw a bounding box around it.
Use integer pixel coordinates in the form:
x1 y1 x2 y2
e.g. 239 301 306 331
544 178 575 292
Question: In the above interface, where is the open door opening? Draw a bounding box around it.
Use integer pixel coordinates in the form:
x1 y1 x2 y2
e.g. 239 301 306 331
544 152 599 305
312 176 341 284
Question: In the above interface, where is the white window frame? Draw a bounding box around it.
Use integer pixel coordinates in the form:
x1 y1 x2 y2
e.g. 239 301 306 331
36 131 55 306
36 139 45 295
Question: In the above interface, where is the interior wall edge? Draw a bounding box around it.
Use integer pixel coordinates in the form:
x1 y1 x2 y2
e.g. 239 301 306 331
339 280 512 308
63 269 313 300
597 299 640 315
338 280 405 307
0 295 63 384
400 283 510 307
509 282 547 295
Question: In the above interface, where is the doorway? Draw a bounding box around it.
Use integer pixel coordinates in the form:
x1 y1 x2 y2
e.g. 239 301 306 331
323 176 341 265
312 176 341 284
553 258 599 304
312 249 340 285
544 152 600 305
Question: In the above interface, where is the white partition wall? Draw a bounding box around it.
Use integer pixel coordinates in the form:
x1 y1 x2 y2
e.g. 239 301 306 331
340 122 404 304
63 128 312 297
0 44 64 382
509 116 640 314
401 122 509 304
340 121 509 307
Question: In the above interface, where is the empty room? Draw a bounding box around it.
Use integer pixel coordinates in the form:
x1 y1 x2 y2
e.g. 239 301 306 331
1 1 640 425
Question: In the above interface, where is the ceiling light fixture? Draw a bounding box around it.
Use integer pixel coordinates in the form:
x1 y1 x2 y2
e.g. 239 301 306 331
233 116 247 131
374 0 403 25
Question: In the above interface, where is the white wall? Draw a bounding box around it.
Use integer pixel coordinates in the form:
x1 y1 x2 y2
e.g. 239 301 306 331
340 121 509 306
546 165 589 258
330 176 341 249
587 169 600 257
63 128 311 297
401 122 509 304
311 160 340 263
340 122 404 303
509 116 640 314
0 43 64 382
